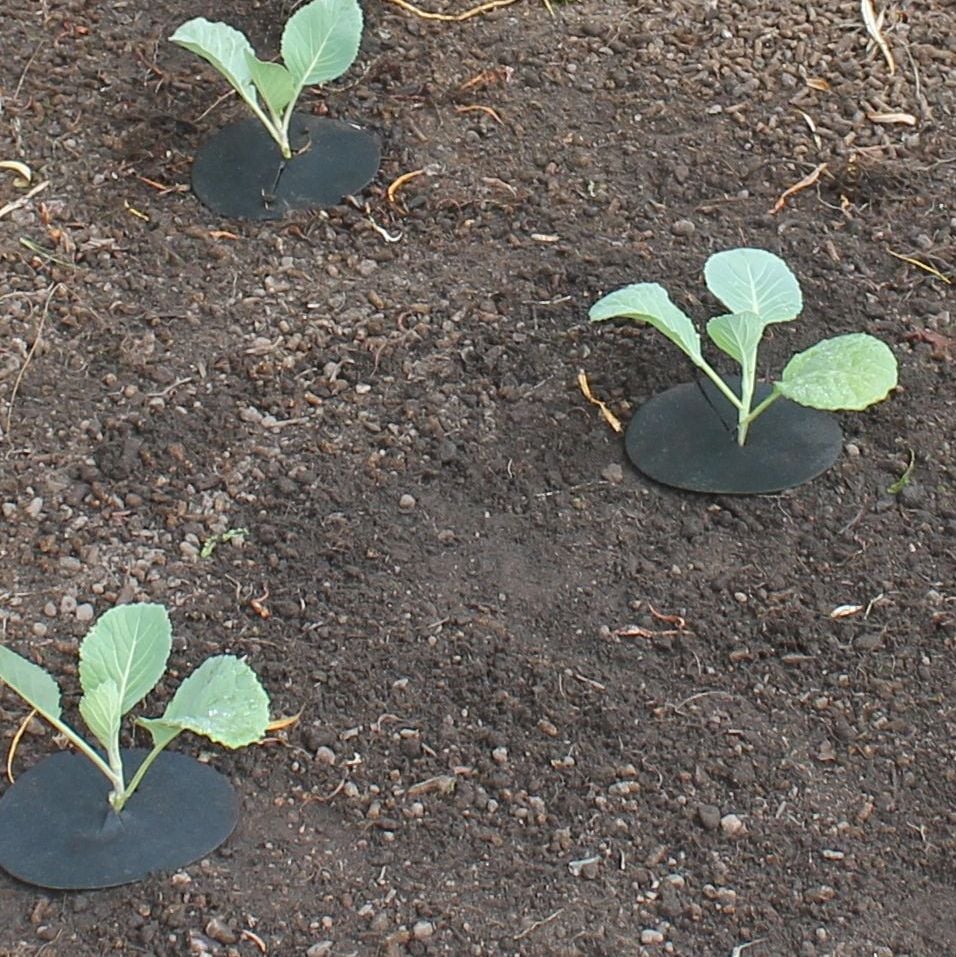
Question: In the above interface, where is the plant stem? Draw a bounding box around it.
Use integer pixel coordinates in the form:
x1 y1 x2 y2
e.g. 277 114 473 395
236 91 291 159
257 110 291 159
737 389 782 444
105 741 127 811
278 91 307 161
113 728 183 813
735 360 757 446
43 714 122 790
695 359 744 411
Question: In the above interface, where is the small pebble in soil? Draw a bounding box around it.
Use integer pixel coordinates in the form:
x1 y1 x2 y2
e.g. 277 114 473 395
204 917 237 945
537 718 558 737
720 813 746 837
75 603 95 623
670 219 696 237
306 944 333 957
640 929 665 945
412 920 435 940
697 803 721 830
399 494 416 511
568 855 601 879
601 463 624 484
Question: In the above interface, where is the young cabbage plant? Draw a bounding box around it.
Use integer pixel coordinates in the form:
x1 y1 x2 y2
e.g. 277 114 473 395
589 248 898 445
170 0 364 160
0 604 269 813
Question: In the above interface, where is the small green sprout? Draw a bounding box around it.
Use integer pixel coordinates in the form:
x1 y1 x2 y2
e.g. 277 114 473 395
170 0 364 160
886 449 915 494
589 248 898 446
0 604 269 813
200 527 249 559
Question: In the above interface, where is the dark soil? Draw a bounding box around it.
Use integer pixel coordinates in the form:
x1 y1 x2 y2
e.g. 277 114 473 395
2 1 955 955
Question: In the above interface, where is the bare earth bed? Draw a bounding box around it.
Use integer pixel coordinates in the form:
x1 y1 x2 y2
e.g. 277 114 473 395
1 1 955 954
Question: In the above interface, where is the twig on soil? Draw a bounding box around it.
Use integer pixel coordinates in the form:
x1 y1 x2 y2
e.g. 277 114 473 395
0 161 32 186
915 156 956 172
867 110 917 127
730 940 766 957
694 195 751 214
5 708 36 783
670 690 735 716
34 929 63 956
12 44 43 104
386 168 426 212
304 777 347 804
886 249 951 284
459 66 513 91
18 237 73 267
860 0 895 75
570 671 606 692
370 713 401 733
534 480 607 499
146 376 194 398
769 163 827 214
138 175 189 196
577 370 622 433
193 89 235 123
408 774 457 797
265 709 304 732
381 0 521 22
240 929 268 954
794 109 822 150
4 283 57 441
0 179 49 221
648 604 689 629
455 104 505 124
363 204 403 243
614 625 683 639
513 909 564 941
906 822 928 843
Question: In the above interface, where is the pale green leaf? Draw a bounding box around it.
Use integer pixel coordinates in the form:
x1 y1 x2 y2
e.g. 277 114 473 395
589 282 703 365
140 655 270 749
136 717 181 753
0 645 62 722
79 678 123 753
281 0 363 87
704 248 802 323
706 311 773 367
169 18 260 110
79 604 171 717
778 333 898 410
248 57 295 116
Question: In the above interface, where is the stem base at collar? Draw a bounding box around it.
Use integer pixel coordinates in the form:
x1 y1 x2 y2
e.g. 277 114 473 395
191 113 380 220
622 376 843 494
0 748 238 889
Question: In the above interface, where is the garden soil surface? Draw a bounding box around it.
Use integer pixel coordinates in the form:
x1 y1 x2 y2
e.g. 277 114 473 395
1 1 955 955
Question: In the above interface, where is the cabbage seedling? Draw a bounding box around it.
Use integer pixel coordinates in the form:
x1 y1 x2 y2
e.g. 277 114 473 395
0 603 269 813
590 248 898 445
170 0 363 160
